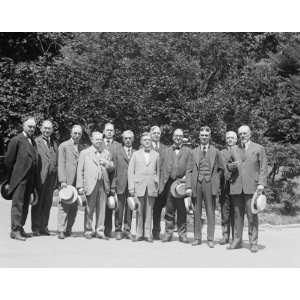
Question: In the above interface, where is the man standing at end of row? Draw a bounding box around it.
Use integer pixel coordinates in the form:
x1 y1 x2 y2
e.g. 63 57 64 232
227 125 268 253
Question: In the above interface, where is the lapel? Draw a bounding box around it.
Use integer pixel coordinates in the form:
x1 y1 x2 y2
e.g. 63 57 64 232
88 147 99 166
121 146 130 163
37 136 50 158
67 139 80 159
195 146 202 168
20 133 34 158
176 146 184 161
207 145 216 172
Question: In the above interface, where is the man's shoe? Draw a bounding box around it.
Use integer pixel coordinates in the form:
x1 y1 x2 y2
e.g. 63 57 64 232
145 237 153 243
179 236 189 244
123 231 132 239
250 244 258 253
32 231 40 237
219 237 229 245
64 231 71 237
208 241 215 248
132 236 143 242
20 228 32 238
40 228 51 236
227 240 242 250
105 232 113 238
84 232 93 239
96 232 109 240
191 239 202 246
115 232 123 240
10 231 26 241
58 232 65 239
162 234 172 243
153 233 160 240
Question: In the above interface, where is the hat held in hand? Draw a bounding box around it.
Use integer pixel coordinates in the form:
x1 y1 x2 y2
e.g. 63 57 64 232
251 191 267 214
59 185 78 205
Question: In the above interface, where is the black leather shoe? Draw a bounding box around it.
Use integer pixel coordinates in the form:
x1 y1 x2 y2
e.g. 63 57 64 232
32 231 41 237
20 228 32 238
153 233 160 240
58 232 65 239
64 231 71 237
250 244 258 253
115 232 123 240
132 236 143 242
123 232 133 240
179 236 189 243
105 232 113 238
208 241 215 248
219 237 229 245
191 239 202 246
40 228 51 236
145 237 153 243
227 240 242 250
162 234 172 243
10 231 26 241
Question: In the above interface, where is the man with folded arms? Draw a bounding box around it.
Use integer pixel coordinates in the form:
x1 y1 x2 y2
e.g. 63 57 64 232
227 125 268 253
111 130 135 240
57 125 84 239
190 126 224 248
128 132 159 242
161 128 193 244
77 131 114 239
5 117 38 241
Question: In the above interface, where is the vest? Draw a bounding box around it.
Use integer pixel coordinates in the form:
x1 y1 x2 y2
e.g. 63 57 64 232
47 143 57 174
198 155 212 182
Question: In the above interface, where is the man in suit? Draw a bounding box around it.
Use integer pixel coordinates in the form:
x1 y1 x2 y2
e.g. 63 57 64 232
5 117 38 241
31 120 58 236
57 125 84 239
227 125 268 253
111 130 135 240
190 126 224 248
150 125 168 240
219 131 237 244
103 122 121 238
128 132 159 242
77 131 114 239
161 128 193 244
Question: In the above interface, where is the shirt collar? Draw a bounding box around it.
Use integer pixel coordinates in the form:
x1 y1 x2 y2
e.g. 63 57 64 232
201 144 209 150
152 141 159 148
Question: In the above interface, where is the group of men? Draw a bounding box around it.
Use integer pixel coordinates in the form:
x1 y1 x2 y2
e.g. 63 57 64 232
4 117 268 253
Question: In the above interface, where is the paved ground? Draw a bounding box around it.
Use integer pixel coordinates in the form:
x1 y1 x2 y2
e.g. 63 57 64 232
1 199 300 267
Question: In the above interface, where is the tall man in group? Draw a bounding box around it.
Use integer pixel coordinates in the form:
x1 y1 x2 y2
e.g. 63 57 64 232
227 125 268 253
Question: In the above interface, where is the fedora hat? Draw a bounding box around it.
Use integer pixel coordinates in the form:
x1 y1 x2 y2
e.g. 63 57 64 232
107 194 118 209
251 192 267 214
59 185 78 205
170 181 187 198
127 196 139 211
0 179 11 201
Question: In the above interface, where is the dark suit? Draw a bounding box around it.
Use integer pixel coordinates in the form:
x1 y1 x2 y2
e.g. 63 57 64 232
5 132 38 232
229 141 268 246
104 139 121 236
219 146 236 240
111 146 135 234
163 145 193 238
151 142 168 237
31 135 58 232
190 145 224 242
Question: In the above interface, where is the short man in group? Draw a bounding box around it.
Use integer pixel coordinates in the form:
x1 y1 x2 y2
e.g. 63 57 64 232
57 125 84 239
5 117 38 241
31 120 58 236
128 132 159 242
111 130 135 240
219 131 237 244
77 131 114 239
162 128 193 244
190 126 224 248
150 125 168 240
103 122 122 238
227 125 268 253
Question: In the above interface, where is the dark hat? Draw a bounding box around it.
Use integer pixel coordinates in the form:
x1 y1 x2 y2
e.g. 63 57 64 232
0 179 11 200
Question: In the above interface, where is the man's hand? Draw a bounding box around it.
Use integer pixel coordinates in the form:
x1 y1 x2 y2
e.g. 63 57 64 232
186 188 192 197
61 182 67 188
78 188 84 195
99 158 110 166
129 191 135 197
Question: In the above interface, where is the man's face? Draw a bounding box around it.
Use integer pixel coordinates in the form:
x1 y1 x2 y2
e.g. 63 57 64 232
141 135 151 148
123 134 133 147
151 128 161 143
104 125 114 139
23 119 36 137
173 130 183 146
199 131 210 145
238 127 251 144
71 127 82 143
92 133 104 150
41 122 53 138
226 132 237 147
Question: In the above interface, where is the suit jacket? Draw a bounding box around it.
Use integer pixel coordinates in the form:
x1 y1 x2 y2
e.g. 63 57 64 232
57 139 85 186
190 145 225 196
160 145 193 190
35 135 58 188
128 149 159 197
111 146 136 195
229 141 268 195
76 146 114 196
5 133 38 195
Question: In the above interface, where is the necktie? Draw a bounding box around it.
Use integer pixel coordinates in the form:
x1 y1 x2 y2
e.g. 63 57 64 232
241 143 246 161
127 148 131 158
202 146 207 156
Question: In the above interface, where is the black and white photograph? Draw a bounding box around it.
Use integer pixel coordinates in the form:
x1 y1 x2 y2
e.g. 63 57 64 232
0 1 300 299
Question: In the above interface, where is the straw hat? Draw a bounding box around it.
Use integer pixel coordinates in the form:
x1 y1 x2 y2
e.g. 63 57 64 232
58 185 78 204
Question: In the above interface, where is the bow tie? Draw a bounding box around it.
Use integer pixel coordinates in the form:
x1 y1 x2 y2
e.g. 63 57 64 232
173 145 181 150
144 149 151 153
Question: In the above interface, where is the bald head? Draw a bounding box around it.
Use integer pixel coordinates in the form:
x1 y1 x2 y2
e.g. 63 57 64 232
226 131 237 147
41 120 53 138
173 128 184 146
238 125 251 144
